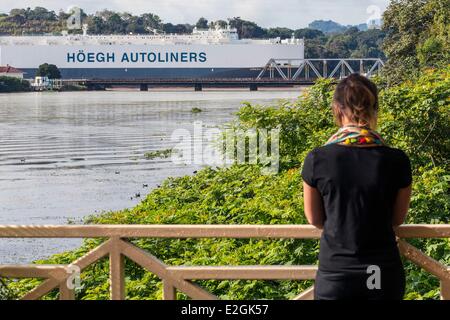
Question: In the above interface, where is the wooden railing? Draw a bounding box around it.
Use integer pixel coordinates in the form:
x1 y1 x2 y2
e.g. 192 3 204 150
0 224 449 300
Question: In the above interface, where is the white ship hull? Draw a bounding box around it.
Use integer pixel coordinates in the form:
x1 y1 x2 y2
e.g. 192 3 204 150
0 43 304 79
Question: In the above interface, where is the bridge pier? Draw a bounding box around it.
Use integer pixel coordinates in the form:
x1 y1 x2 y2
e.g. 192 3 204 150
140 84 149 91
249 84 258 91
194 83 202 91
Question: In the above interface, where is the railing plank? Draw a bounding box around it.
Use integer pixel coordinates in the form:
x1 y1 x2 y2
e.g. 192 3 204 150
293 286 315 300
0 224 321 239
68 239 111 270
1 224 449 239
398 240 450 281
0 265 66 278
21 278 59 300
395 225 450 238
118 239 218 300
166 266 317 280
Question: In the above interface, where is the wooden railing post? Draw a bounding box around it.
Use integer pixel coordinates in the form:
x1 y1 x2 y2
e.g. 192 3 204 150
59 281 75 300
441 272 450 300
110 237 125 300
163 280 177 300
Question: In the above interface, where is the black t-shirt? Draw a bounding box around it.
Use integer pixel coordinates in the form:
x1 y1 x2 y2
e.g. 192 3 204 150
302 144 412 272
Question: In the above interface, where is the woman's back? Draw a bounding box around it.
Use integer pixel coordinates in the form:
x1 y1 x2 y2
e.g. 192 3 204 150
302 144 412 272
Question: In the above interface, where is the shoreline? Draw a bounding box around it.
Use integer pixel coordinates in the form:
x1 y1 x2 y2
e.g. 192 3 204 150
1 86 306 93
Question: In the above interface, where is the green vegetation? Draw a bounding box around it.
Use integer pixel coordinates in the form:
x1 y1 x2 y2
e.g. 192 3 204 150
0 279 16 300
0 76 31 92
0 7 62 35
36 63 61 79
60 84 87 91
144 149 173 160
304 27 385 59
382 0 450 84
191 107 203 113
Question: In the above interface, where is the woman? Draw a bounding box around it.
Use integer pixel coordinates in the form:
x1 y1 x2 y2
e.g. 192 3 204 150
302 74 412 300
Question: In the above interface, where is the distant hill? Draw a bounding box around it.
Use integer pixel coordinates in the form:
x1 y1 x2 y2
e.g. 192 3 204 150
308 20 347 34
308 20 374 34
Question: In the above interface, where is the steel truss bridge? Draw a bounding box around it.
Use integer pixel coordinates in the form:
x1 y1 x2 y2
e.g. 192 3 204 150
61 58 385 91
256 58 385 80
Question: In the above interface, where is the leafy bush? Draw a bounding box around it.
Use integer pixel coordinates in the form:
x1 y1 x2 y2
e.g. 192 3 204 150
0 76 31 92
5 67 449 300
0 279 16 300
378 67 450 168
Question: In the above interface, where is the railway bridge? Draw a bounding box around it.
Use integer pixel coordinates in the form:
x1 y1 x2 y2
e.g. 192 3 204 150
72 58 384 91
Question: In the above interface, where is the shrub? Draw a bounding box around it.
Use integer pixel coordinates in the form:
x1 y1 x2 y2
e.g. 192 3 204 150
0 76 31 92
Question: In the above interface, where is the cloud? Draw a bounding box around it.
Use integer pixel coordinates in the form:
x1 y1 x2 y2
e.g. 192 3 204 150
0 0 391 28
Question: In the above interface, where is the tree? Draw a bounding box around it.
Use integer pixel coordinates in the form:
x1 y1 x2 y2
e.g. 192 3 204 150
28 7 57 21
105 13 125 34
141 13 162 32
382 0 449 84
7 9 26 24
353 29 386 58
162 23 193 34
125 16 146 34
87 16 105 34
294 28 325 39
266 27 293 40
36 63 61 79
304 38 329 58
228 17 267 39
195 17 208 29
214 20 228 29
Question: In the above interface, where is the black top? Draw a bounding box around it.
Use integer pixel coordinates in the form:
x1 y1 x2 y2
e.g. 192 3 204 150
302 144 412 272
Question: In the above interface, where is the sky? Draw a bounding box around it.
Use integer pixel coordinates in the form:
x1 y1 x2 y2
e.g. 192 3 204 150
0 0 391 29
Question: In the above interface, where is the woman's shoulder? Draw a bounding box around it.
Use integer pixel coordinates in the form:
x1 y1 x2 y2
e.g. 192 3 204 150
309 144 410 162
376 146 410 162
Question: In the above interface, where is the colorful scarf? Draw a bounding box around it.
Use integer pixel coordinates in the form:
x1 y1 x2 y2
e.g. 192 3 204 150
325 125 386 147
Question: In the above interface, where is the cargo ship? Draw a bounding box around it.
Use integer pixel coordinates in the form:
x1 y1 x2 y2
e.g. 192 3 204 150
0 26 304 79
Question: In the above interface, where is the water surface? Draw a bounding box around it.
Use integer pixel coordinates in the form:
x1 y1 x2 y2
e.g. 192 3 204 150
0 89 301 263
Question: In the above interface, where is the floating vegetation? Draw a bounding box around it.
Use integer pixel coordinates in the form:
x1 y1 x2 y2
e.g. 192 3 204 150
191 107 202 113
144 148 173 160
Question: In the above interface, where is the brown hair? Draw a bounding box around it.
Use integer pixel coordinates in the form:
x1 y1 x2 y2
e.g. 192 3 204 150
332 73 379 129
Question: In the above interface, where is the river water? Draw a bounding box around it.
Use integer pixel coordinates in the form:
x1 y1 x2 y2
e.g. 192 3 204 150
0 89 301 264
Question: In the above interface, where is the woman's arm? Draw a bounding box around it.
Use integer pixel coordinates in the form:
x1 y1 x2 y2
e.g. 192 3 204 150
392 185 412 227
303 182 325 229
